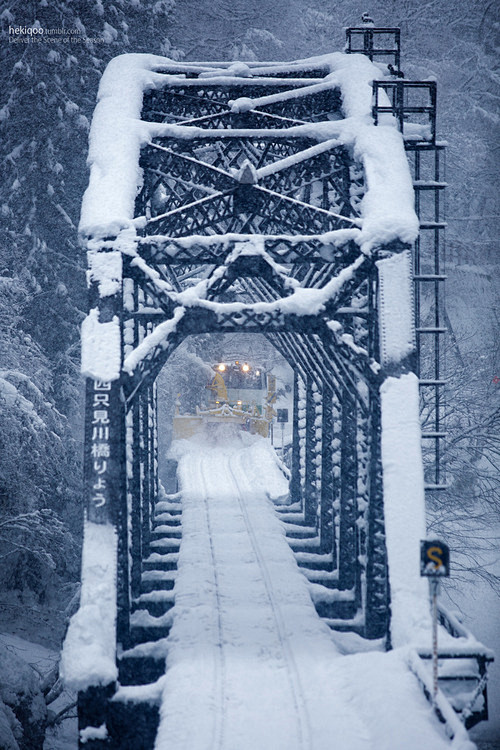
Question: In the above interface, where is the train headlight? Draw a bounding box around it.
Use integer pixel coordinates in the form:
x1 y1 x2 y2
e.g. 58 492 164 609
242 363 250 372
217 363 226 372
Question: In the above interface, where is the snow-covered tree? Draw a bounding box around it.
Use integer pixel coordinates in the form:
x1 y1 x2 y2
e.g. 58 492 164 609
423 344 500 593
0 0 178 621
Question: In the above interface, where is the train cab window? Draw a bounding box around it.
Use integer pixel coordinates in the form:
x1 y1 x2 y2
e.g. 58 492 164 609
224 365 264 390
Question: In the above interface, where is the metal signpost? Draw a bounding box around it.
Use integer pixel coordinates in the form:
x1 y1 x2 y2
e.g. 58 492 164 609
420 540 450 704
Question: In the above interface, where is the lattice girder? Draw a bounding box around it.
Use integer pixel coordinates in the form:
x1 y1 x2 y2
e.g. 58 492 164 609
140 137 356 216
143 79 343 125
137 167 358 240
138 236 361 267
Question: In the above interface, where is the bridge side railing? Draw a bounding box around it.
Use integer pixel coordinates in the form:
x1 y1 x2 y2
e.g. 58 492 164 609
418 604 494 729
407 649 476 745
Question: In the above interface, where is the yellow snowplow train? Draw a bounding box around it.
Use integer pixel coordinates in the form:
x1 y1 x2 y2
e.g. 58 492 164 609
173 361 276 440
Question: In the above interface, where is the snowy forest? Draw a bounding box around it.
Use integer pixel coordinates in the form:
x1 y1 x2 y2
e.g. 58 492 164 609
0 1 498 748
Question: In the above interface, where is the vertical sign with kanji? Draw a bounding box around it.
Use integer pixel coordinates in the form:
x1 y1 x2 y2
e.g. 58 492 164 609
84 377 124 524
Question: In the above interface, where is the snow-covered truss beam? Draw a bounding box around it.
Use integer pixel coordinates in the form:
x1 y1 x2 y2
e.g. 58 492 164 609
137 234 363 268
76 47 421 639
67 37 496 748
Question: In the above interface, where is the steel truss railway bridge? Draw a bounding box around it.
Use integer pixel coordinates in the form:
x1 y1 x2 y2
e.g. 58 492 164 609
63 25 492 749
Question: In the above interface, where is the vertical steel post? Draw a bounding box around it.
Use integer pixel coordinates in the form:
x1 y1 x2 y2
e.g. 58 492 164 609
84 377 129 647
304 377 317 526
141 389 151 557
152 380 159 502
130 398 142 602
83 247 129 648
338 389 358 590
320 383 335 555
364 391 389 639
80 251 128 734
298 374 307 509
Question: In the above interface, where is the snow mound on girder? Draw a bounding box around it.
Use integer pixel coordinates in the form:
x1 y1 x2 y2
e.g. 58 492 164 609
381 373 431 647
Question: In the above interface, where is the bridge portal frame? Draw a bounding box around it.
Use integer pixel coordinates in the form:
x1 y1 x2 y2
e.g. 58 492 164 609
67 29 493 746
80 47 418 656
80 39 420 631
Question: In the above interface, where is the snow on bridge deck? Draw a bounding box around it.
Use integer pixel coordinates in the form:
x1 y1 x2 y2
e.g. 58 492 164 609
152 432 456 750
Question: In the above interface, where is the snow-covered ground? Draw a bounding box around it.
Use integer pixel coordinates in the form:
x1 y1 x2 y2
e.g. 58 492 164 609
150 431 471 750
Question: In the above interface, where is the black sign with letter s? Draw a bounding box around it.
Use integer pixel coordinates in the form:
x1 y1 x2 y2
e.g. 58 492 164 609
420 540 450 577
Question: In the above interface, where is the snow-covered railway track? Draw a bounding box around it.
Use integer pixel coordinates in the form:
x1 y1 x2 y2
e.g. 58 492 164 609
224 454 312 750
196 450 310 750
161 439 371 750
196 455 228 750
157 441 317 750
153 437 459 750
